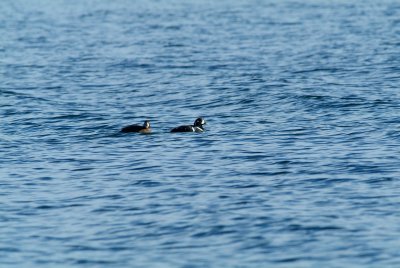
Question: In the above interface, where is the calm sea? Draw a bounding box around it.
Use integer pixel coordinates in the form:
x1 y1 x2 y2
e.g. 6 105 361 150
1 0 400 267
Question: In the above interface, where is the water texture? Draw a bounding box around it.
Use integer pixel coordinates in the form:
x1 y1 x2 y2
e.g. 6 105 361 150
1 0 400 267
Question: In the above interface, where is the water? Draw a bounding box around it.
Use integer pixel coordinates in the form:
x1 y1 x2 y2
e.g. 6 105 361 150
1 0 400 267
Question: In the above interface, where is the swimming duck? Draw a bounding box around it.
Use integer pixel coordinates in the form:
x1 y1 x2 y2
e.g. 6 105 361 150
170 118 206 133
121 120 151 133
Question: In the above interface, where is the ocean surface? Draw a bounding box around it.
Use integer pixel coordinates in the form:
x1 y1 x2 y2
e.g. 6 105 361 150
1 0 400 267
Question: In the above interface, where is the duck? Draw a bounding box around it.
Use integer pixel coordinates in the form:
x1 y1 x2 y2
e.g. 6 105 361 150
121 120 151 133
170 117 206 133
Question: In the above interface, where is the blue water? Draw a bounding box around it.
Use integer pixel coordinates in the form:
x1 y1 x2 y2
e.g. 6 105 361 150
1 0 400 267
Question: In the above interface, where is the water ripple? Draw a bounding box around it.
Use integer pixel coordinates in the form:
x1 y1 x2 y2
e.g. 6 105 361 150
1 0 400 267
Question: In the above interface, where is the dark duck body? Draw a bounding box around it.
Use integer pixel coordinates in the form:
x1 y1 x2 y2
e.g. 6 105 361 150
170 118 206 133
121 120 151 133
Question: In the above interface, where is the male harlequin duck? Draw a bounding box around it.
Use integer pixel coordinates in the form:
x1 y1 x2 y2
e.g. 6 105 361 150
170 118 206 133
121 120 151 133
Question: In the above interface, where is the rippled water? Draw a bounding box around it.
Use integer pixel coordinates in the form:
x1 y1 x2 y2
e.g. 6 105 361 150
1 0 400 267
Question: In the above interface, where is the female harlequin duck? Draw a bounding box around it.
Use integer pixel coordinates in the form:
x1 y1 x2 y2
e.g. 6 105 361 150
121 120 151 133
170 118 206 133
